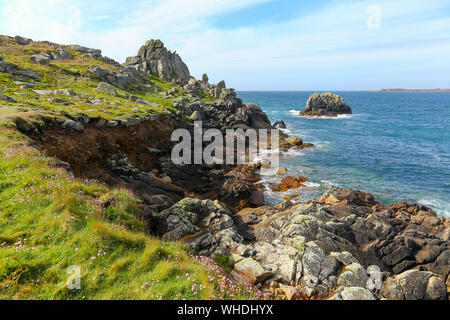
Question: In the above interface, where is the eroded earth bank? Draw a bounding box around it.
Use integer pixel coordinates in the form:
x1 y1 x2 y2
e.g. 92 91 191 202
1 35 448 300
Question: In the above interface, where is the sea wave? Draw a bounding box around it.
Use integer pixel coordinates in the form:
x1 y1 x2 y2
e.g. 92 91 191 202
320 180 341 187
304 181 321 188
282 148 306 158
242 92 450 218
298 114 355 120
288 109 358 119
294 166 315 173
418 198 450 217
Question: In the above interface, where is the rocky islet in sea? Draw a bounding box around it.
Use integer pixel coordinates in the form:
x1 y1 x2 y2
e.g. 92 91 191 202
300 92 353 117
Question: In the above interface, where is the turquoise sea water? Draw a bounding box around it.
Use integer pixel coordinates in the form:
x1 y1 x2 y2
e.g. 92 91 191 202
238 91 450 217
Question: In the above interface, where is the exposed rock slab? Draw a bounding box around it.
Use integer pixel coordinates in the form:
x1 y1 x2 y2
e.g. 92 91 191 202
381 270 447 300
124 39 191 84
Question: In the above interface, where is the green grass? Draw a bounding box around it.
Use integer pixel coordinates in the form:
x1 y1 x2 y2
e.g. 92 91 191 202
214 253 234 273
0 126 263 300
0 37 264 300
0 128 195 299
0 37 191 124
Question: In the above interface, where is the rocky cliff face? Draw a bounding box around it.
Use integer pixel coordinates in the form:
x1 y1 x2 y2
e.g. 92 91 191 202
300 92 352 117
124 39 191 84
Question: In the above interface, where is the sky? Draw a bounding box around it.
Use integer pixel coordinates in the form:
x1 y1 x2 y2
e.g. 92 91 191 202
1 0 450 90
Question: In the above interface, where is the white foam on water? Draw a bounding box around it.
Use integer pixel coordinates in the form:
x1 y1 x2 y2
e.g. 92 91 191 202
298 114 356 120
418 198 450 217
289 109 301 115
304 181 321 188
321 180 341 187
259 166 279 177
294 166 315 173
282 148 306 158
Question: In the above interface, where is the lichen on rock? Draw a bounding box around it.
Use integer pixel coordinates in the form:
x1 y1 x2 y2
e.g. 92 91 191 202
124 39 191 84
300 92 352 117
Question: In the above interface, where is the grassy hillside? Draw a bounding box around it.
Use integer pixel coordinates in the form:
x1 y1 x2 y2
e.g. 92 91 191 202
0 36 260 300
0 37 179 120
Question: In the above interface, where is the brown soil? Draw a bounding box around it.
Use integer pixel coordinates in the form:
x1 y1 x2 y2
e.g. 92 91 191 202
29 117 266 214
35 117 182 185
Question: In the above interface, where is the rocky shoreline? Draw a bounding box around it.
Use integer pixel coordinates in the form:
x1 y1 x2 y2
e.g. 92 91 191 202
1 35 448 300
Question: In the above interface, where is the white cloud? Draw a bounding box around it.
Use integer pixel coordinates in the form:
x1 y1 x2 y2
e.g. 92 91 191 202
0 0 84 44
1 0 449 89
88 15 111 21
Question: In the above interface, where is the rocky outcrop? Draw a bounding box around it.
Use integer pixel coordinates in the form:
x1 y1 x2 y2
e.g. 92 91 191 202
270 176 308 192
96 82 118 96
272 120 286 129
234 258 274 283
172 94 271 132
300 93 352 117
317 188 377 207
124 39 191 84
0 93 15 102
330 287 376 300
180 187 448 300
69 44 120 66
124 40 272 132
0 56 16 74
381 270 447 300
239 103 272 129
14 35 32 45
69 44 101 56
153 197 245 255
30 53 50 65
87 65 150 90
278 136 314 152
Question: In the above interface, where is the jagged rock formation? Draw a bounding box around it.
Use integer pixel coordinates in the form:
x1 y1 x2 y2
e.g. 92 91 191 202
172 86 271 132
124 39 191 84
272 120 286 129
235 188 448 299
159 187 448 300
300 92 352 117
122 39 272 131
154 197 244 255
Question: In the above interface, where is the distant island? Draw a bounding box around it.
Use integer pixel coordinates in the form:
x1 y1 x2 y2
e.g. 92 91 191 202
370 88 450 92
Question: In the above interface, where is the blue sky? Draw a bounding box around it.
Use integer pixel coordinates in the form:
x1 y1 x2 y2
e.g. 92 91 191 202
1 0 450 90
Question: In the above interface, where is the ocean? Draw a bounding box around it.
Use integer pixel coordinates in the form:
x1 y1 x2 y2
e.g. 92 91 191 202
238 91 450 217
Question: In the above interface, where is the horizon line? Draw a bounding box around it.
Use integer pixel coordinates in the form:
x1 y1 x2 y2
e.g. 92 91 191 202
236 89 450 92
